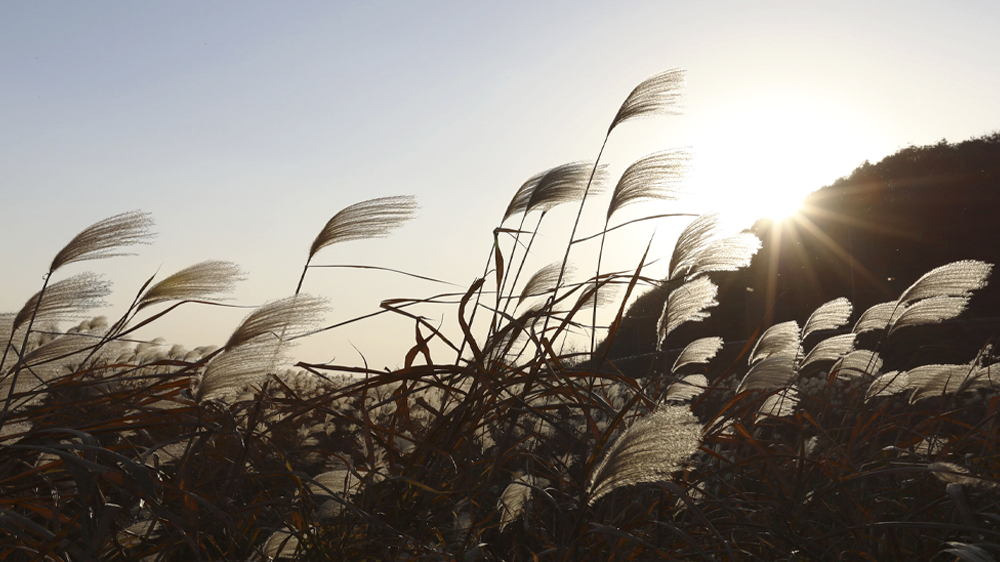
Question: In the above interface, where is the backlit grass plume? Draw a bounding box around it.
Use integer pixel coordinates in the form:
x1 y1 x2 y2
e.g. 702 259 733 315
11 273 111 333
801 297 853 341
656 276 719 348
672 336 724 373
49 210 155 273
608 68 686 134
308 196 418 261
587 405 701 505
223 294 327 350
606 148 691 220
137 260 245 310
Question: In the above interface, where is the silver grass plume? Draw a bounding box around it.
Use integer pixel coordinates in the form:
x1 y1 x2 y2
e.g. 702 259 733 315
756 387 799 422
664 374 708 402
905 363 980 404
831 350 882 379
308 196 417 260
749 321 801 366
672 337 724 373
223 294 328 350
517 262 569 309
865 371 909 401
49 210 154 272
897 260 992 305
606 148 691 220
587 405 701 505
929 462 998 490
656 276 719 349
497 474 536 530
853 301 901 334
262 528 299 560
801 297 853 341
738 351 798 392
575 281 621 312
887 295 970 337
685 232 761 279
525 162 607 215
668 214 720 281
503 174 538 222
800 333 855 370
608 68 686 134
138 260 245 310
12 273 111 332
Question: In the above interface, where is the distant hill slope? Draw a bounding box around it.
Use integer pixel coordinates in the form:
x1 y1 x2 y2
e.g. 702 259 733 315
601 132 1000 378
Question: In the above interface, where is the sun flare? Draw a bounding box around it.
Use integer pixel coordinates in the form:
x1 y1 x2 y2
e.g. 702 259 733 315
689 95 880 228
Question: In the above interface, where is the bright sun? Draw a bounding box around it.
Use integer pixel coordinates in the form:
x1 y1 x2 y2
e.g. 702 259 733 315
688 95 879 228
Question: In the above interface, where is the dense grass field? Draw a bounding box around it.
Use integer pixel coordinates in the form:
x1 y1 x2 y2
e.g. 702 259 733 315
2 70 999 561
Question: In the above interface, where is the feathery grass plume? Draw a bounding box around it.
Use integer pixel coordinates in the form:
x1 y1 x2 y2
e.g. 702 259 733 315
685 231 761 279
756 387 799 422
667 213 720 281
497 473 536 531
865 371 909 401
12 273 111 332
19 331 104 383
853 300 901 334
197 337 282 402
517 262 569 308
309 467 362 497
587 404 701 505
574 280 621 311
262 528 299 560
738 351 799 392
887 295 971 337
223 294 328 350
137 260 245 310
929 462 998 490
801 297 853 341
749 321 801 366
307 195 417 261
664 374 708 402
503 172 539 222
49 210 154 272
606 148 691 220
114 519 161 551
607 68 686 134
897 260 992 305
800 333 855 370
672 336 724 372
525 161 607 215
656 276 719 348
831 349 883 379
905 363 978 404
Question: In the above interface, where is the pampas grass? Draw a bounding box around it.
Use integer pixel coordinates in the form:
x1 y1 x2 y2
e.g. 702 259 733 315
49 210 154 272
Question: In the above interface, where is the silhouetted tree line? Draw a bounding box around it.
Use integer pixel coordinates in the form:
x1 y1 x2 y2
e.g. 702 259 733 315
602 132 1000 378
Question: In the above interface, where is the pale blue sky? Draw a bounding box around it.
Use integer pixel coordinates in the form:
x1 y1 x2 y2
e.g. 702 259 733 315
3 2 999 368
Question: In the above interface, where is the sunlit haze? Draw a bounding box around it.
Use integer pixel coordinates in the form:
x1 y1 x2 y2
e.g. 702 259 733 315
3 2 999 369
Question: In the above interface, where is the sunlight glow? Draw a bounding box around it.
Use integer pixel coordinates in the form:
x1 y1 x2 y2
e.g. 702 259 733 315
688 95 882 229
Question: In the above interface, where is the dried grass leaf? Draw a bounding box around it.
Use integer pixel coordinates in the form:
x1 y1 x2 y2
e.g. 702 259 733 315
672 337 723 373
13 273 111 331
802 297 853 341
587 405 701 505
138 260 245 310
656 276 719 348
308 196 417 260
606 148 691 220
50 210 155 272
800 333 855 370
608 68 686 134
749 321 801 366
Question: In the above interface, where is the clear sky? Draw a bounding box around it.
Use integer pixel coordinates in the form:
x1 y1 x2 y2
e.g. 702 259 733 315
3 1 999 369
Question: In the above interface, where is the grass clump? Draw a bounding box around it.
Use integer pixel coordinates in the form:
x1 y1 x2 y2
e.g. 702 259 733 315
2 69 1000 562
